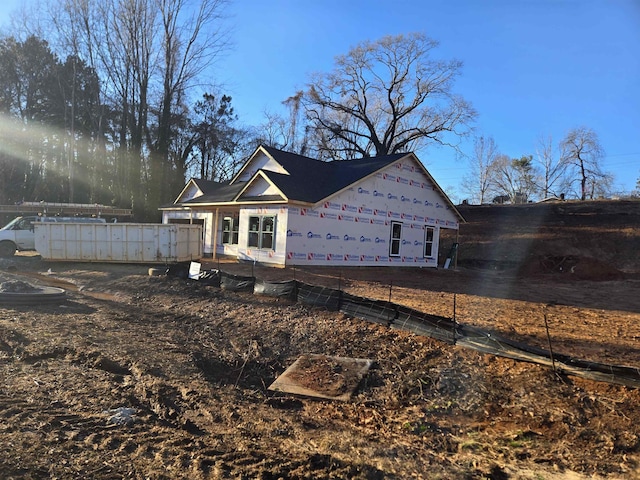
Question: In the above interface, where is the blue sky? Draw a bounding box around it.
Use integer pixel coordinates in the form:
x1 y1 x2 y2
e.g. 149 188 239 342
1 0 639 199
218 0 640 199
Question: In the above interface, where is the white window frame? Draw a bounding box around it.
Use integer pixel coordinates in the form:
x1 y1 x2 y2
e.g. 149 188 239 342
247 215 276 250
424 226 436 258
389 221 402 257
222 216 239 245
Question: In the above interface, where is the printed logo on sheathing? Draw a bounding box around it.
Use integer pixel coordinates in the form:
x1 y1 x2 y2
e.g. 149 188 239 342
320 212 338 220
373 209 387 216
373 190 384 198
344 254 359 262
360 254 375 262
414 240 424 246
343 234 356 242
307 252 325 261
397 176 409 185
402 239 411 245
426 217 435 225
300 208 319 217
307 231 321 239
360 236 372 243
358 206 373 215
410 223 424 229
287 229 303 237
402 163 415 173
424 200 434 206
387 193 398 200
436 202 444 209
323 201 341 210
341 204 358 213
383 173 396 182
338 214 354 222
355 216 370 223
287 252 306 260
374 237 386 244
375 255 389 262
357 187 370 195
388 211 401 219
325 233 340 240
289 207 300 215
371 218 385 226
326 253 344 261
401 256 415 262
401 195 411 203
401 213 409 219
389 256 402 263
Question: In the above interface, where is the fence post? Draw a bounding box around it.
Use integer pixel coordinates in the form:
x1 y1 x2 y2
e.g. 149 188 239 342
387 280 393 325
544 312 557 375
452 293 457 345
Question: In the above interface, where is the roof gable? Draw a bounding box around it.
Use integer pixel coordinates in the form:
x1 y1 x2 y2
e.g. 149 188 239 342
231 145 293 183
236 171 287 202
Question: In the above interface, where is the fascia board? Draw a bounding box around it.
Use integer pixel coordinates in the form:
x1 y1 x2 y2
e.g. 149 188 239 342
233 170 289 202
173 178 202 204
229 145 284 185
406 152 466 224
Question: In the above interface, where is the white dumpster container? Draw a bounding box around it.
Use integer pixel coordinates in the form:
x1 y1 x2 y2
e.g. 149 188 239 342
34 223 202 263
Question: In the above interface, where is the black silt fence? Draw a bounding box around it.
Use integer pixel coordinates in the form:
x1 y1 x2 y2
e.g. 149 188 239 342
198 269 221 287
295 283 342 311
219 271 255 292
165 263 640 388
339 292 397 326
253 279 297 300
392 304 456 345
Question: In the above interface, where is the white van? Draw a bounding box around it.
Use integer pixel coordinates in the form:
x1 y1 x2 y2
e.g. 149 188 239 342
0 216 107 257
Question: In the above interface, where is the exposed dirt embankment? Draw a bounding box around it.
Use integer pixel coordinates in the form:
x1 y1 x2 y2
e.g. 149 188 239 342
445 200 640 275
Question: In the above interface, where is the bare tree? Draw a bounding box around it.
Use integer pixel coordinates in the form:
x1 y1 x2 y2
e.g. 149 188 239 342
535 134 571 199
461 135 498 204
491 155 540 203
303 32 476 159
560 127 607 200
150 0 230 212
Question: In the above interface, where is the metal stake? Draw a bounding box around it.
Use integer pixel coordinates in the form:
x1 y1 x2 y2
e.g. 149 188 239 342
544 312 557 375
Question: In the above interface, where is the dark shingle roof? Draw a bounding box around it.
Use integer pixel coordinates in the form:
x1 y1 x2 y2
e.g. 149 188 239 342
175 147 407 206
182 181 246 204
258 146 406 203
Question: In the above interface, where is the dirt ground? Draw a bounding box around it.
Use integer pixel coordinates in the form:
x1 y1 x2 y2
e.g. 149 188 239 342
1 246 639 480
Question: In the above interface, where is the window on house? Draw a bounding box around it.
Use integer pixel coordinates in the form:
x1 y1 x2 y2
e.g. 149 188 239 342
424 226 435 258
248 215 276 249
390 221 402 256
222 216 239 245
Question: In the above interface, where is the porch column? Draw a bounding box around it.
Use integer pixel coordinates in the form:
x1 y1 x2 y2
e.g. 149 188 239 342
212 208 219 259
